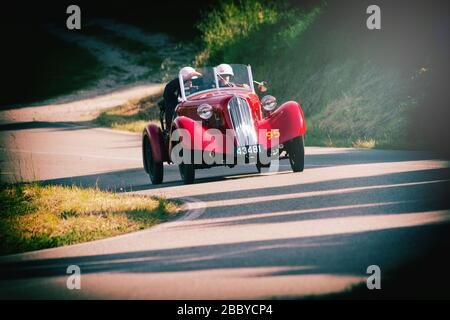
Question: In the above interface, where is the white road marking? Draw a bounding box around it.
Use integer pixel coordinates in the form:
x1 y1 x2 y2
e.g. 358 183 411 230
149 196 207 231
176 197 207 221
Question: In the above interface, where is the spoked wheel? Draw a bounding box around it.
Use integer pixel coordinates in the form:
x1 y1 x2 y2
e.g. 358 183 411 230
256 148 274 173
256 160 270 173
143 137 163 184
286 136 305 172
178 147 195 184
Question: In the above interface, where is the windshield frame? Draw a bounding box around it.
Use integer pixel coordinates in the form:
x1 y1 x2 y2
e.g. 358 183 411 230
178 64 255 101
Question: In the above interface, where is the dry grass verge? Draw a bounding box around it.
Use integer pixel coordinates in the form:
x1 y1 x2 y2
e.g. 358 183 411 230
94 92 163 133
0 183 180 255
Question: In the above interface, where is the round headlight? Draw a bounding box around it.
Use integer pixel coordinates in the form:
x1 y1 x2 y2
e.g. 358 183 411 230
197 104 213 120
261 95 277 111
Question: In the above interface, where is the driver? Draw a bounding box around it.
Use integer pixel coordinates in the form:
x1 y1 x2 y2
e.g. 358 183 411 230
216 63 235 87
162 66 202 128
216 63 250 89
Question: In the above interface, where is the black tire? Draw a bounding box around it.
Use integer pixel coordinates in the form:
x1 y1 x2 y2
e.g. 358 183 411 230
143 137 164 184
286 136 305 172
256 148 273 173
256 159 270 173
178 148 195 184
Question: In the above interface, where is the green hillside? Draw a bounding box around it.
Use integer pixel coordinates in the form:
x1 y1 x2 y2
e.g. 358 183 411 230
195 0 449 151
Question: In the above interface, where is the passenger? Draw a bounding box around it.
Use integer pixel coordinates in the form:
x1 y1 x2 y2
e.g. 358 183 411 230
162 66 202 128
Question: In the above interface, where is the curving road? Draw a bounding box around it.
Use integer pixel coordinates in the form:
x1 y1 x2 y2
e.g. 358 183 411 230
0 121 450 299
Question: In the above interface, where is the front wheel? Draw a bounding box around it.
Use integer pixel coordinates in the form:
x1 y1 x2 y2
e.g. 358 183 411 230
256 159 271 173
178 148 195 184
143 137 164 184
286 136 305 172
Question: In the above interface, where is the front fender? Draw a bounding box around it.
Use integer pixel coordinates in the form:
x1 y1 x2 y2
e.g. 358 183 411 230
258 101 306 148
142 124 166 169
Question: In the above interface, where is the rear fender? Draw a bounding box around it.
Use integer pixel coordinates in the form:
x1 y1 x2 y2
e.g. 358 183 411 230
142 124 166 171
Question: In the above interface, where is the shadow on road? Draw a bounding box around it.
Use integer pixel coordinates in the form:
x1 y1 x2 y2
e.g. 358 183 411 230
2 132 450 298
1 160 449 298
182 168 450 222
1 223 449 299
35 142 448 192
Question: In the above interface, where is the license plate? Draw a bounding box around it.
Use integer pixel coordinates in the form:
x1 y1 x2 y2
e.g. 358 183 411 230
236 144 262 156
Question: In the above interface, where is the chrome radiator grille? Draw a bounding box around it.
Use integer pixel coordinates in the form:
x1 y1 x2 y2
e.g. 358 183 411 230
227 95 257 146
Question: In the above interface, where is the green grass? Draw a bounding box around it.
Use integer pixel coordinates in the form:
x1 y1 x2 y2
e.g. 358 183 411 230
0 183 180 255
193 0 436 150
94 92 163 133
195 0 279 65
91 0 442 152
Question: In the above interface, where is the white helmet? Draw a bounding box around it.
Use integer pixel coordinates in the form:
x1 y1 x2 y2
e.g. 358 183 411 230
216 63 234 77
180 66 201 81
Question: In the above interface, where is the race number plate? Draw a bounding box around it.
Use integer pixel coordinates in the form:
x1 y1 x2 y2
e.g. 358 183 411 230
236 144 262 156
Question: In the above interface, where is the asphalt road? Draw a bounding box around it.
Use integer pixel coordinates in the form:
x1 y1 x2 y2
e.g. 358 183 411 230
0 121 449 299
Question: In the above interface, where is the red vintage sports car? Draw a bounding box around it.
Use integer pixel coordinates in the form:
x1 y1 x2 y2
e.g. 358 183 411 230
142 64 306 184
